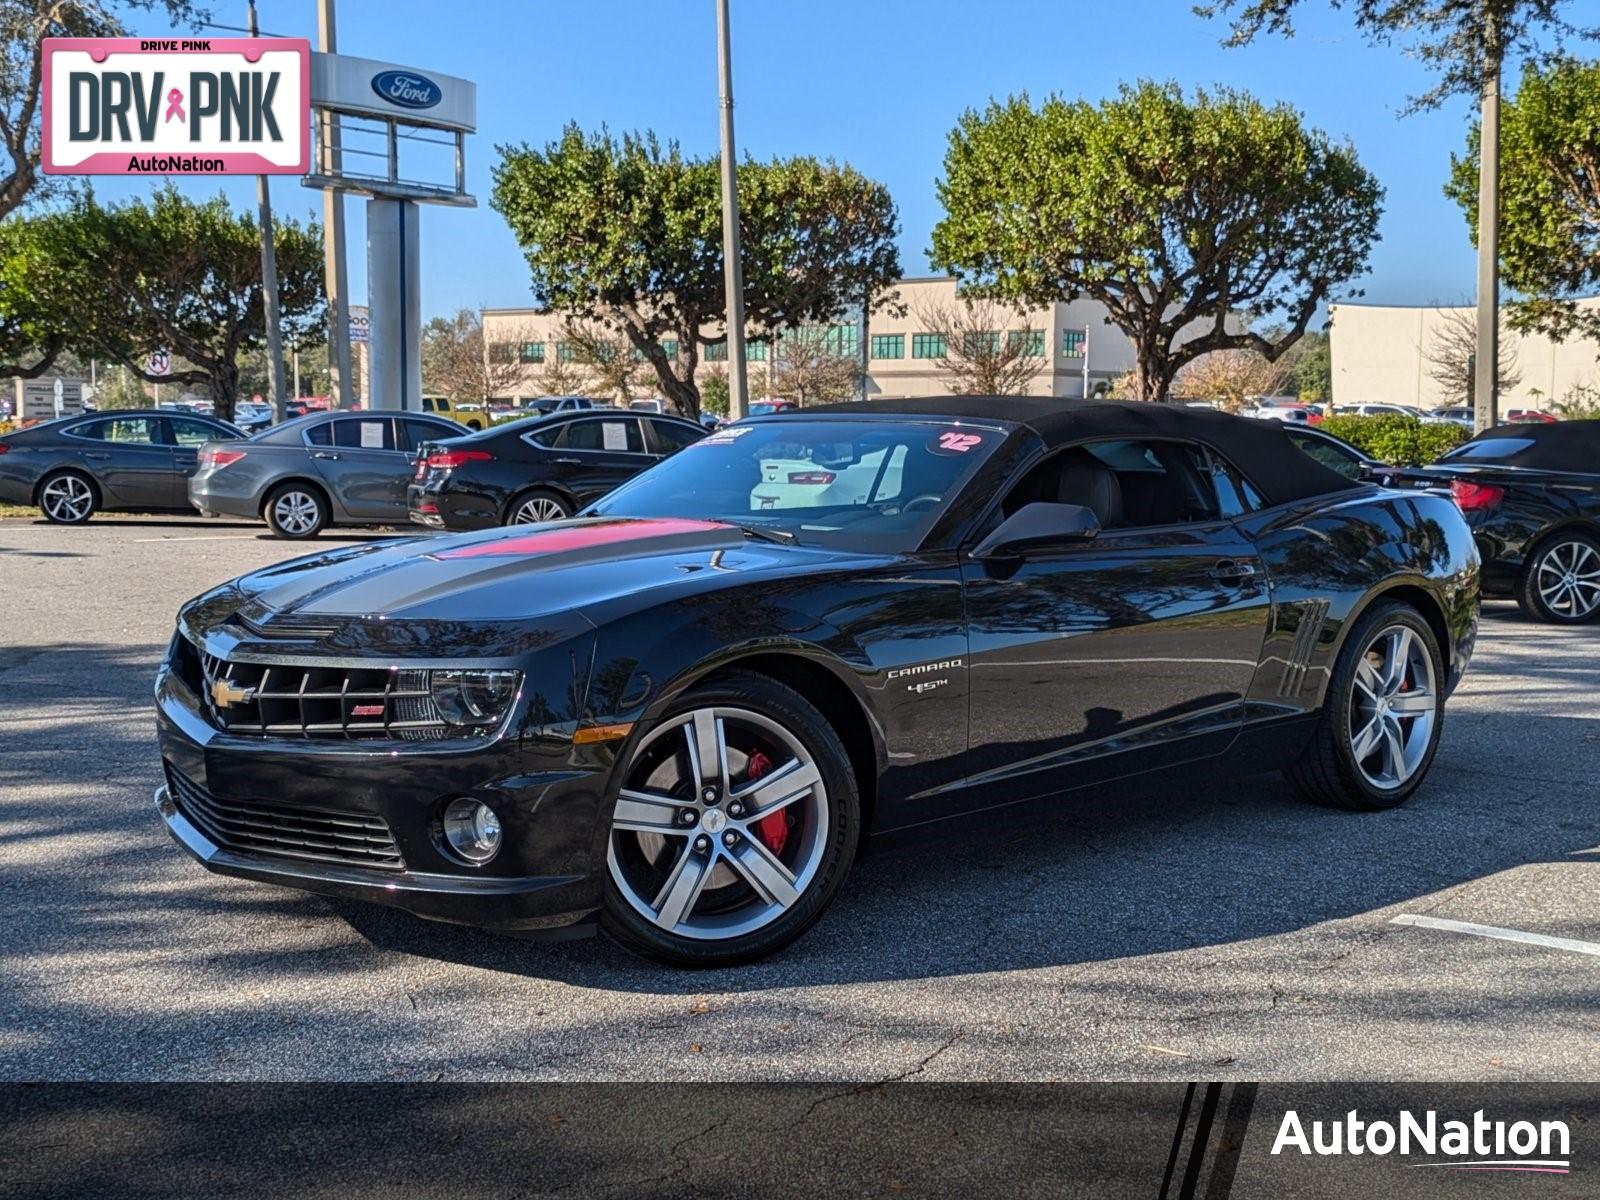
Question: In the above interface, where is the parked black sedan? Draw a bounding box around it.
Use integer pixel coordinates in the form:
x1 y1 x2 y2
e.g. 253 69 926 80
1395 421 1600 623
0 409 242 523
408 408 706 529
155 397 1478 966
190 410 467 538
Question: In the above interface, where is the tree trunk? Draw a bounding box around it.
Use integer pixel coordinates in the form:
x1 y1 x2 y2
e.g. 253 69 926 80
210 362 242 422
621 324 701 419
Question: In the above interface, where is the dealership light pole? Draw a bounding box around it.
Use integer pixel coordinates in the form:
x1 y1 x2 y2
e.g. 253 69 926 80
317 0 354 410
716 0 748 420
248 0 286 422
1472 22 1503 434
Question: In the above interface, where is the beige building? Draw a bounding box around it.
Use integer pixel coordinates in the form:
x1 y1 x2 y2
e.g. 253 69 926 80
1329 298 1600 412
480 276 1141 404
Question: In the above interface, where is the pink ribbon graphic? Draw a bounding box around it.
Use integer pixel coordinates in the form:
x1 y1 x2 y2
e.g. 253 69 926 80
164 88 185 123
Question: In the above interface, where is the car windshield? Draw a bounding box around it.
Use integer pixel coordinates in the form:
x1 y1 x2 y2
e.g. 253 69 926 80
1440 437 1537 462
586 417 1005 551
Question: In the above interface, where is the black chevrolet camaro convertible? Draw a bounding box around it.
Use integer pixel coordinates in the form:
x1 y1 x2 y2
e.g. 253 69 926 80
1395 421 1600 624
154 397 1480 965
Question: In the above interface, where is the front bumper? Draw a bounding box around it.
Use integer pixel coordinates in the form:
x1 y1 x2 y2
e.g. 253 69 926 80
155 643 610 934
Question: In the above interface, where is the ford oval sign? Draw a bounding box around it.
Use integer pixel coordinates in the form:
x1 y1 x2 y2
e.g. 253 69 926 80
371 70 442 110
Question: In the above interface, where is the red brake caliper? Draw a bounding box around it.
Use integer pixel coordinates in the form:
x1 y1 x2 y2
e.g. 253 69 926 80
743 749 789 856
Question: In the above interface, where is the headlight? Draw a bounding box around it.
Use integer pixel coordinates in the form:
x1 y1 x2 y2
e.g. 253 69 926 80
428 669 520 726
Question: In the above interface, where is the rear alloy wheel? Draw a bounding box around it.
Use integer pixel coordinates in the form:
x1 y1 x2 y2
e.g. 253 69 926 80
264 483 328 538
601 673 858 966
1517 533 1600 624
1285 600 1444 811
38 472 96 524
507 490 571 525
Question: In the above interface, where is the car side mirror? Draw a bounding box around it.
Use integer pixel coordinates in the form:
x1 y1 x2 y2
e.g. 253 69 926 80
971 502 1101 559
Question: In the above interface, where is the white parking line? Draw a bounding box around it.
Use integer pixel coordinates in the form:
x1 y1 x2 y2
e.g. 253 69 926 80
129 535 266 543
1391 914 1600 958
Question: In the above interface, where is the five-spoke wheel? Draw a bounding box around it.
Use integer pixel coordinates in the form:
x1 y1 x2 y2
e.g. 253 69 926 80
601 674 857 965
1286 600 1444 810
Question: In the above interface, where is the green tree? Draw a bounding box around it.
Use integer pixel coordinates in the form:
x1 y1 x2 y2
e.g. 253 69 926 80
1290 332 1332 402
4 188 326 420
1203 0 1595 428
1446 57 1600 343
1 2 197 221
930 82 1382 402
491 125 901 417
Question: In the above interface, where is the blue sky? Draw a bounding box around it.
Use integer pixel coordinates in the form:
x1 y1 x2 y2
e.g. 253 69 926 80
99 0 1527 319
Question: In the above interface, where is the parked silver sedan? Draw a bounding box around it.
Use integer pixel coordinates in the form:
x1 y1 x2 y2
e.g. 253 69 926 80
189 410 466 537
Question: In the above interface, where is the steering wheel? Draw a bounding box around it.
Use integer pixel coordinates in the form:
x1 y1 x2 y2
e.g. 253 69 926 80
901 494 942 513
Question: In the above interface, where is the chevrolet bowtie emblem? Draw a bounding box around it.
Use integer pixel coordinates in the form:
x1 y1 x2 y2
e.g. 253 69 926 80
210 678 254 709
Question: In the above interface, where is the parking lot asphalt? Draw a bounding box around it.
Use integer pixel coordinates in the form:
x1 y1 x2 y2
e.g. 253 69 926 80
1 516 1596 1083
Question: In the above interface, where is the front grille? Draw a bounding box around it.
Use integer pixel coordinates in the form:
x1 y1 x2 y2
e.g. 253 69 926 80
197 649 450 740
166 765 405 871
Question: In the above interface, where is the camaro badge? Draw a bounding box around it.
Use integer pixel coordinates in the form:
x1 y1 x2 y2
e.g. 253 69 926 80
210 678 254 709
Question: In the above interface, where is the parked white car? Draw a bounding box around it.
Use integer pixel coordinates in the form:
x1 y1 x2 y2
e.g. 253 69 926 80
1422 405 1475 429
750 444 905 511
1333 403 1420 419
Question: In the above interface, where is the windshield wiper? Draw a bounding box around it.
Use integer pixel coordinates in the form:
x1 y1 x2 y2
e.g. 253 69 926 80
731 523 797 546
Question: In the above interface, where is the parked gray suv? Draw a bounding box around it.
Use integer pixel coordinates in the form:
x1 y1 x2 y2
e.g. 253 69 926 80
189 410 466 538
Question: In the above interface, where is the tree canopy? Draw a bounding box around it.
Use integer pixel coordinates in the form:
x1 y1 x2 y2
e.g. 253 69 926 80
490 125 901 417
1199 0 1594 110
1446 57 1600 342
0 188 325 418
930 81 1383 402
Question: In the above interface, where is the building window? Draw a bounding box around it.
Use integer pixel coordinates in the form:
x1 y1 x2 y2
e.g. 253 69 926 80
488 342 515 364
556 341 575 363
1008 329 1045 357
870 334 904 359
661 339 678 360
519 341 545 363
1062 329 1086 358
745 339 767 362
912 333 947 359
963 331 1000 357
705 339 728 361
822 323 859 356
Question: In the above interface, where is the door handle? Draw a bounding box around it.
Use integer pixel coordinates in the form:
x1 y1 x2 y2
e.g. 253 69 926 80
553 457 582 465
1209 559 1257 582
311 451 341 460
83 451 111 461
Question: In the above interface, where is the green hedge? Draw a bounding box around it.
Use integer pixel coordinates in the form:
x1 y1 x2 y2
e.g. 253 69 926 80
1317 414 1469 466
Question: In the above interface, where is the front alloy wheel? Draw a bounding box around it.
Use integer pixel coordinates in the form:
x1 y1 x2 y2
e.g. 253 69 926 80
601 674 858 965
1520 535 1600 624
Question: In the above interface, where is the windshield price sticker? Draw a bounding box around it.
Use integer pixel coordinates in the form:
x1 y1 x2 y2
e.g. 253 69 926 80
931 430 984 455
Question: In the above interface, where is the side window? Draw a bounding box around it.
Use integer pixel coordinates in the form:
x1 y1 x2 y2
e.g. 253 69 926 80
80 417 158 444
1288 431 1363 480
1193 447 1261 517
332 418 396 451
305 422 332 446
1001 439 1220 530
563 417 645 453
649 419 705 453
169 418 219 446
396 419 443 453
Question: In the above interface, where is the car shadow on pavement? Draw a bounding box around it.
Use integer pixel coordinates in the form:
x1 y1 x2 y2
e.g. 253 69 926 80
4 638 1596 1056
326 700 1599 994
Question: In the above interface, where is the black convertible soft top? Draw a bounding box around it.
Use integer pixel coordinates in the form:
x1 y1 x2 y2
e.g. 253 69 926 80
794 395 1362 507
1440 420 1600 476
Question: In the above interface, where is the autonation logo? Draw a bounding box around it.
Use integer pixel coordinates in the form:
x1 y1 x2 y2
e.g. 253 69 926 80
1272 1109 1571 1174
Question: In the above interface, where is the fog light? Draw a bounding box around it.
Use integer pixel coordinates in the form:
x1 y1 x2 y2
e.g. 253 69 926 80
442 798 502 864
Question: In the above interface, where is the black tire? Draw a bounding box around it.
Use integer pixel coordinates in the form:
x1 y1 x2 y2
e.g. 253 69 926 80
600 671 860 967
503 487 572 526
1284 599 1445 811
37 470 97 524
262 481 329 539
1514 531 1600 625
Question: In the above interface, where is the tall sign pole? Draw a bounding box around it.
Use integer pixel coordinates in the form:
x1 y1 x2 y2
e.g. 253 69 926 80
318 0 354 410
248 1 286 423
715 0 748 420
1473 24 1502 433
